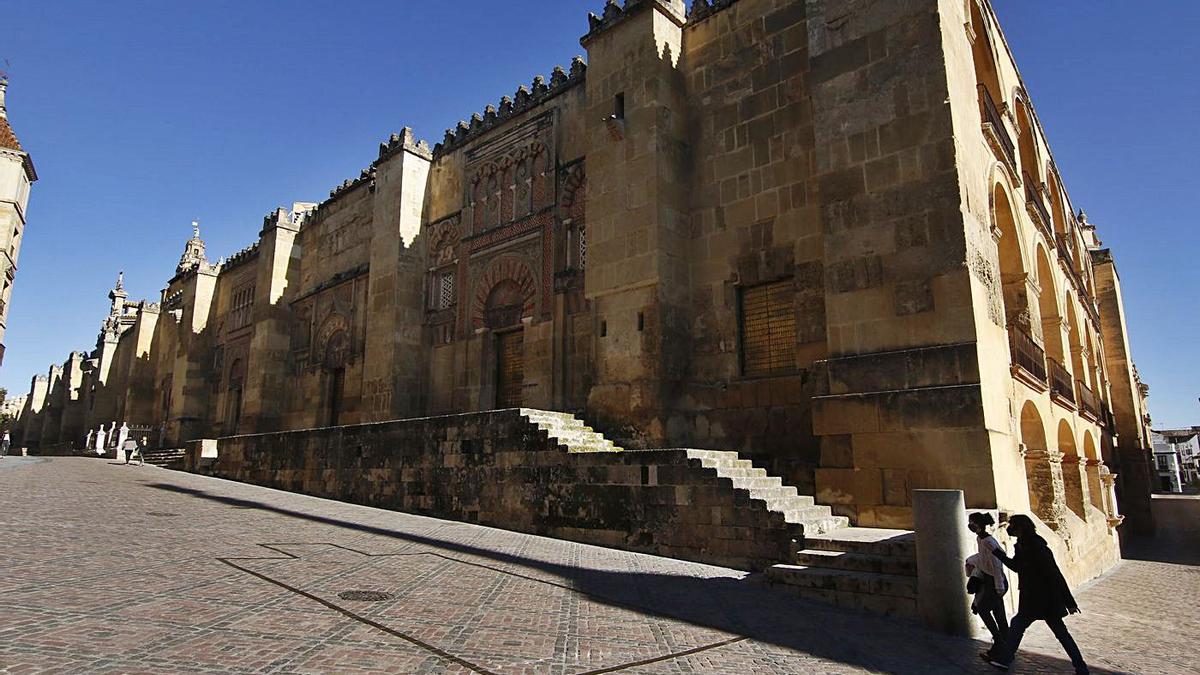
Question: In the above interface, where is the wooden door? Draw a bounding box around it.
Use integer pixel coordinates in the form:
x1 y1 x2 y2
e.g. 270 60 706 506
329 368 345 426
496 330 524 408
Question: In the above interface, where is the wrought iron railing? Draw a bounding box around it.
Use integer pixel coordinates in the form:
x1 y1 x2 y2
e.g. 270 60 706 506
978 84 1015 168
1009 327 1047 385
1048 358 1075 405
1077 381 1101 421
1025 171 1052 229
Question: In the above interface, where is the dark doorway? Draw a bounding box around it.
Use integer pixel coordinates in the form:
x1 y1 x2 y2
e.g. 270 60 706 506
329 368 345 427
496 330 524 408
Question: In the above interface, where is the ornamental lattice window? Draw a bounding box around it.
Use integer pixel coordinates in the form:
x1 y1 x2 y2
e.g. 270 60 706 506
229 284 255 330
578 225 587 269
439 271 456 310
739 279 797 377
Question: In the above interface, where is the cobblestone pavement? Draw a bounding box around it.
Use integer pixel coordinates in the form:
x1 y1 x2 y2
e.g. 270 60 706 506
0 458 1195 674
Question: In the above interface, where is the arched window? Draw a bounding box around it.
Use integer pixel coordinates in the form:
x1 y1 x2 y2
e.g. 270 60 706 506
1034 245 1063 362
970 2 1014 167
1020 401 1056 524
994 183 1028 329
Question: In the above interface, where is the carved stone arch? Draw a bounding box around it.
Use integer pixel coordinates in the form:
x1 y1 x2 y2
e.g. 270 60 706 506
314 313 351 371
227 357 246 387
561 164 587 221
323 329 350 372
473 255 537 329
1034 243 1059 313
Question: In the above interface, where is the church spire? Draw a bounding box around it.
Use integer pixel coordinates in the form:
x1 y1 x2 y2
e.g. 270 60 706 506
176 219 209 274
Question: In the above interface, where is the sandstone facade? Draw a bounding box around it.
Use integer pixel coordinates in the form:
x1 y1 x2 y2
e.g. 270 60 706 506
0 78 38 367
14 0 1151 584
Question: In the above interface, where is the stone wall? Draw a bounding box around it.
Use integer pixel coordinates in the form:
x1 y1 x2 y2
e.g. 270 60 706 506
212 410 799 571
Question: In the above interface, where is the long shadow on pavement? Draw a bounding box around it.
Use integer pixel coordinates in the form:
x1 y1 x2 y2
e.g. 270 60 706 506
145 481 1123 675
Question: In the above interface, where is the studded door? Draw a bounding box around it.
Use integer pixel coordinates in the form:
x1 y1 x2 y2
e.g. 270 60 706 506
496 330 525 408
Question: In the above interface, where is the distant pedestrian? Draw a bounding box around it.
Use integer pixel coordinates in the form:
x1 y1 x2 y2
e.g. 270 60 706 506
1 431 9 458
964 512 1008 660
122 436 143 466
987 514 1088 674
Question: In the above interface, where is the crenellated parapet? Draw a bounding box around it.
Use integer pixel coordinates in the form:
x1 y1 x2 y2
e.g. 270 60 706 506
686 0 741 22
433 57 587 157
582 0 686 43
378 126 433 164
218 241 261 274
326 166 376 204
162 290 183 310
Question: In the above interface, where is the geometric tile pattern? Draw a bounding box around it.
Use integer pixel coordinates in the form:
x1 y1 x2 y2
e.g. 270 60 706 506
0 456 1196 674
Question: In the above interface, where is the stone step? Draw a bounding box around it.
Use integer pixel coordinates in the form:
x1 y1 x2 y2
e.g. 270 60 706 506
792 548 918 576
685 449 743 462
779 505 836 522
803 527 916 558
790 515 851 536
695 457 754 469
712 466 769 479
543 429 606 443
529 418 593 433
743 484 798 501
759 494 816 512
726 475 784 490
766 564 917 599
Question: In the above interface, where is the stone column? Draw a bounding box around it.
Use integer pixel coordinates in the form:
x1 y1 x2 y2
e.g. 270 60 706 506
1100 467 1123 529
1085 458 1105 511
913 489 975 637
1023 447 1068 531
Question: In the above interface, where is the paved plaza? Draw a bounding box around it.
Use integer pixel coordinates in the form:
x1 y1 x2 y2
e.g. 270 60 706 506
0 457 1195 674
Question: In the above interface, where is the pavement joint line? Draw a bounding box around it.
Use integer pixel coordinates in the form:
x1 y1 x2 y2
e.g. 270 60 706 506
219 542 752 674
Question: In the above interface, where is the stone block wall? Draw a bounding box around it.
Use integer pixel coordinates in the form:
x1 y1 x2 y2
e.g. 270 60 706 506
212 410 799 571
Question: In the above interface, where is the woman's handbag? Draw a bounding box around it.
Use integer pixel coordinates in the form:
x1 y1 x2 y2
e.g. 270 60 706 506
966 575 982 594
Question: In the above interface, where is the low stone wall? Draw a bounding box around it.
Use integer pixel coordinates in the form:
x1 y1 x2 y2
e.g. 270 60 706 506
1150 494 1200 536
210 410 800 571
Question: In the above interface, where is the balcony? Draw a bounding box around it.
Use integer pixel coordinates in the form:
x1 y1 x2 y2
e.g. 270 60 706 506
1048 358 1076 407
978 85 1016 171
1025 171 1052 234
1078 380 1101 422
1009 327 1048 389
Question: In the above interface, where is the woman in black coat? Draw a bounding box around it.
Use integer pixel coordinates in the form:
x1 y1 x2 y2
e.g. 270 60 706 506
987 514 1089 674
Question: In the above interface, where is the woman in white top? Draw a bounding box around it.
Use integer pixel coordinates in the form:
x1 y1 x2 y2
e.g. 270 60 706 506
965 511 1009 659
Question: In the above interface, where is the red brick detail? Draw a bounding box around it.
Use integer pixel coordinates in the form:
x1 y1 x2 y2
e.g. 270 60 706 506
473 255 538 329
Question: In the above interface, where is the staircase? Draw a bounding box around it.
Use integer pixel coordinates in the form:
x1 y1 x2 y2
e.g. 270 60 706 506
520 409 847 537
521 409 623 453
140 447 187 469
682 449 849 536
767 527 919 617
521 407 919 617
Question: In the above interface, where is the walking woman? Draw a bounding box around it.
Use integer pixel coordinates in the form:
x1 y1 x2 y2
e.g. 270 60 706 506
988 514 1089 674
965 512 1008 659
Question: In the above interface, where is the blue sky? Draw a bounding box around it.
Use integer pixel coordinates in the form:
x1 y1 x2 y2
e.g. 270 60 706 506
1 1 1195 427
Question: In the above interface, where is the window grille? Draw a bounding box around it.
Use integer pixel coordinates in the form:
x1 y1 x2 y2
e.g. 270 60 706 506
230 285 255 330
439 271 456 310
578 225 587 269
740 279 797 377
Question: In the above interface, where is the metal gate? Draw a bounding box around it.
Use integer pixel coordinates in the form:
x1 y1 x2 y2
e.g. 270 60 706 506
496 330 524 408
